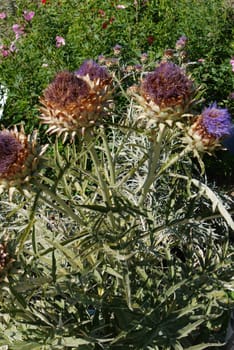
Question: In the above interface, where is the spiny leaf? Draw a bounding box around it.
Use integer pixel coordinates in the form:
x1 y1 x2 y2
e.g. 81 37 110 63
191 178 234 231
177 319 205 339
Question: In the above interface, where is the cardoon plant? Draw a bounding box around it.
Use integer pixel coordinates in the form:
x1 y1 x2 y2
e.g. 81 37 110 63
0 45 233 350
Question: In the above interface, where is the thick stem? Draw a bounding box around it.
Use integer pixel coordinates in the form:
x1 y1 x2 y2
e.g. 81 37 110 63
156 145 191 177
100 129 116 186
85 133 117 229
138 123 167 206
88 139 112 206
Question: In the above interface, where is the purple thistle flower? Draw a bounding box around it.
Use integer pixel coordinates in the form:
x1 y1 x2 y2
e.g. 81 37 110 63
228 92 234 100
176 35 187 50
75 60 110 81
140 52 148 63
141 61 193 108
201 103 232 138
0 132 22 174
40 67 112 139
43 71 89 108
113 44 122 55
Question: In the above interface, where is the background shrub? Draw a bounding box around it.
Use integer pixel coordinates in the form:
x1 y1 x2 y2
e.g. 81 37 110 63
0 0 233 131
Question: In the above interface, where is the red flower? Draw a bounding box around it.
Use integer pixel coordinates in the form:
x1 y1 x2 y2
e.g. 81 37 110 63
102 21 108 29
147 36 155 45
41 0 46 4
102 17 115 29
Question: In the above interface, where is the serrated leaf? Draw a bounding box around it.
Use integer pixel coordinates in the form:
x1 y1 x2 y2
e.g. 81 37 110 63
61 337 93 347
191 178 234 230
178 319 204 339
165 280 187 298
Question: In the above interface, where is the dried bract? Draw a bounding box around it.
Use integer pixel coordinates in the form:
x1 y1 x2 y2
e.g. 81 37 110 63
0 126 47 191
129 61 194 126
40 61 112 140
184 104 232 153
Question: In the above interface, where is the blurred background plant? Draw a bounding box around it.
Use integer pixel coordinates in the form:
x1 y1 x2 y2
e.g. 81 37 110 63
0 0 233 128
0 0 233 188
0 1 233 349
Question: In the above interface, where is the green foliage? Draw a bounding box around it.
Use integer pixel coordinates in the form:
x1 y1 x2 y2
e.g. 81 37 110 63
0 0 233 131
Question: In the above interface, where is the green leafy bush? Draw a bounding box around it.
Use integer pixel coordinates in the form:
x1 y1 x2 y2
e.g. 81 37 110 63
0 0 233 131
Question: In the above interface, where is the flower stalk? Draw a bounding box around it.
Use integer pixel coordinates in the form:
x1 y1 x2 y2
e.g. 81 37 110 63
85 132 117 229
139 123 167 205
100 128 116 186
156 145 191 178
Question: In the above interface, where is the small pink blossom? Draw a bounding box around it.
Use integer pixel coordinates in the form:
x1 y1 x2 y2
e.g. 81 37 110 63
1 48 10 57
198 58 205 63
116 5 126 9
9 42 17 52
23 10 35 22
12 24 25 40
0 12 7 19
55 36 65 48
230 57 234 72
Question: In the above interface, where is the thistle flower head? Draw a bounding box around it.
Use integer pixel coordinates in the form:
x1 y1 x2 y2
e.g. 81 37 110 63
75 59 110 82
0 133 23 173
175 35 187 50
141 62 193 109
201 103 232 138
0 126 47 190
129 61 194 126
40 62 112 140
43 71 89 109
184 105 232 153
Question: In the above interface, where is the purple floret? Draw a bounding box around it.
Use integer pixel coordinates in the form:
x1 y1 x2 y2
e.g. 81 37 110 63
141 61 193 107
176 35 187 49
201 103 232 138
0 133 22 173
75 60 110 81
